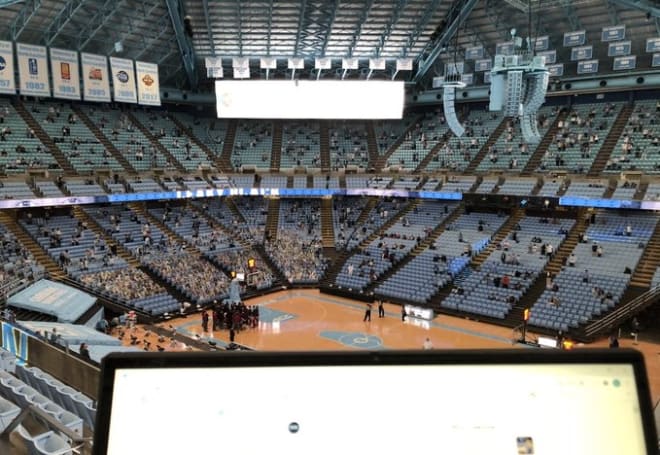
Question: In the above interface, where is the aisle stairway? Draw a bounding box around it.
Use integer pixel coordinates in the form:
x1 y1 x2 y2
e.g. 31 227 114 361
319 121 331 171
0 211 64 279
219 119 237 171
470 208 525 268
463 117 510 173
321 198 335 249
374 114 424 170
630 220 660 288
169 114 224 172
124 111 186 173
270 121 283 172
265 198 280 242
71 206 141 268
72 106 137 174
502 211 587 328
587 104 633 176
521 110 567 175
12 99 75 175
365 121 379 171
367 205 464 295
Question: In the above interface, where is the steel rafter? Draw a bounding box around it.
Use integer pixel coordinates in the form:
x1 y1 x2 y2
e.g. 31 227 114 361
483 0 513 41
265 0 274 55
128 12 173 59
376 0 409 57
609 0 660 18
294 1 340 58
156 42 179 65
104 14 135 55
77 0 128 50
348 0 375 57
293 0 308 56
202 0 215 55
320 0 340 56
468 29 494 59
236 0 243 56
534 13 559 50
9 0 42 41
413 0 479 83
44 0 87 47
165 0 198 89
0 1 24 8
133 12 176 60
560 0 582 31
606 0 621 25
403 0 441 57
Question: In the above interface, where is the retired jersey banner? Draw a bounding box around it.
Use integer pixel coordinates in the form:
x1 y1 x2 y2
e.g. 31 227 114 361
0 41 16 94
136 61 160 106
17 43 49 97
81 52 110 102
50 48 80 100
110 57 137 103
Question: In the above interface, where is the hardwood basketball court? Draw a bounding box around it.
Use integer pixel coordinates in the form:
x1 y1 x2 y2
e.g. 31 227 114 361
152 289 660 403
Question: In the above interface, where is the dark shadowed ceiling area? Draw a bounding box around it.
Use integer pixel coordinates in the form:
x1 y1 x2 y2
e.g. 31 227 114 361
0 0 657 90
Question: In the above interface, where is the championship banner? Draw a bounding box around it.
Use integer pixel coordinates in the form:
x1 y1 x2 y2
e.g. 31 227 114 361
81 53 110 102
50 48 80 100
136 61 161 106
16 43 49 97
110 57 137 103
0 41 16 94
232 57 250 79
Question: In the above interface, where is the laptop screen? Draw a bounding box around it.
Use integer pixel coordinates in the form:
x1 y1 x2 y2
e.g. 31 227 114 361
94 349 657 455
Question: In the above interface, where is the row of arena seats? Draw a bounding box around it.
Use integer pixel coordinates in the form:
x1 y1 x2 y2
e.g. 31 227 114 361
15 363 94 430
5 96 660 175
442 217 575 320
0 370 84 436
530 210 658 331
0 348 94 454
607 100 660 174
336 201 458 291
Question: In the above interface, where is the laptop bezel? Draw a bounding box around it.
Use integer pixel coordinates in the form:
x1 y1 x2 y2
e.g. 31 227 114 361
92 348 658 455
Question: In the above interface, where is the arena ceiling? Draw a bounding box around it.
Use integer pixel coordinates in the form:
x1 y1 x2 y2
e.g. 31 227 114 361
0 0 658 91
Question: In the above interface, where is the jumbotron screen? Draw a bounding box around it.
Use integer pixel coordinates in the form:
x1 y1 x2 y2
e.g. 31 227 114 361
215 80 404 119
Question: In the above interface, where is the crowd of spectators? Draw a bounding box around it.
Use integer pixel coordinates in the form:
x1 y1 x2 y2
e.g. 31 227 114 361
209 247 274 290
329 122 368 169
0 228 42 295
141 247 230 304
78 267 166 302
540 103 618 173
606 102 660 172
266 231 327 283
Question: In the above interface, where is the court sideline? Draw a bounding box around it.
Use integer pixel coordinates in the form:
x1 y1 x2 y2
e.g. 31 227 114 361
157 289 660 403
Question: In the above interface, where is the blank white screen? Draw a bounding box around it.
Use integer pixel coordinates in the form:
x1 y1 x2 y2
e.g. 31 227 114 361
106 363 647 455
215 80 404 119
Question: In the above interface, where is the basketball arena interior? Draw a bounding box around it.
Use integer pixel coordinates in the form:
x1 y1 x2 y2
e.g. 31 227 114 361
0 0 658 453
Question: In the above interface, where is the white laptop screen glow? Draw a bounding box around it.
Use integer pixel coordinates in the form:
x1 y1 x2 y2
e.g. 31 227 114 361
106 363 646 455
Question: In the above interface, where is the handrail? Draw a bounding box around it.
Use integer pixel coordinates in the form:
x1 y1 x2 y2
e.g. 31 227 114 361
583 284 660 338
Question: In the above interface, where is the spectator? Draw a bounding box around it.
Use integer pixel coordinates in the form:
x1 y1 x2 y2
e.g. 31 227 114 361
79 343 90 359
568 253 577 267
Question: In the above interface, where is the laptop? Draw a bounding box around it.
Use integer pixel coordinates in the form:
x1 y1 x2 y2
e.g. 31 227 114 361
93 349 658 455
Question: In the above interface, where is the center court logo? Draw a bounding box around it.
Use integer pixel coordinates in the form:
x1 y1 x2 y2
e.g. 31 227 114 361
142 74 154 86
